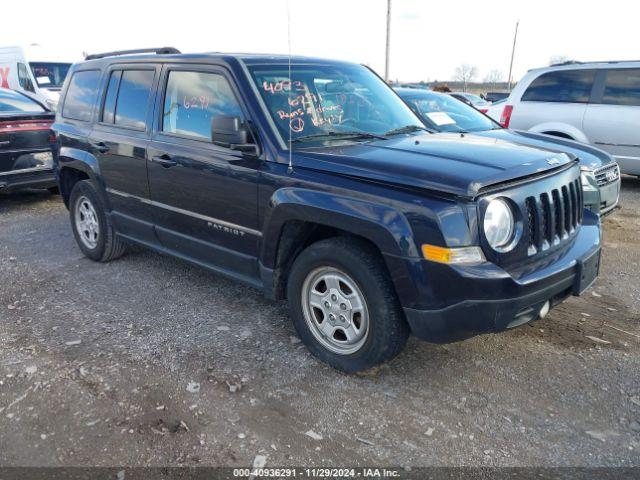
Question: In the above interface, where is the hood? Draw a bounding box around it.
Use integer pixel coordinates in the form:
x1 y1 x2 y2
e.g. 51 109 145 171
294 132 577 198
473 129 615 170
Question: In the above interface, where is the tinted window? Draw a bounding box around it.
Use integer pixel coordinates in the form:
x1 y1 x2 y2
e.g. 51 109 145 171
101 71 122 124
602 69 640 106
0 89 45 113
114 70 154 130
522 69 596 103
62 70 101 121
162 71 243 139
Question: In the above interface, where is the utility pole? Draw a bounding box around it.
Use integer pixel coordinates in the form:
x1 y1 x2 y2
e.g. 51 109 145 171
507 20 519 91
385 0 392 82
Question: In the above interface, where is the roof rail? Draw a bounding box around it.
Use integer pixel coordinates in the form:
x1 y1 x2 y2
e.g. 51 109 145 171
550 60 582 66
549 59 640 67
84 47 180 61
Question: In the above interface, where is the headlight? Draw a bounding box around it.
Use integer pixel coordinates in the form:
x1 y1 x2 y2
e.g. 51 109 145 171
580 168 598 192
484 198 514 250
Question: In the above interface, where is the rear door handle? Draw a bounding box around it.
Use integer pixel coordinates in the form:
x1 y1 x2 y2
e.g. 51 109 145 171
91 141 110 153
151 154 178 168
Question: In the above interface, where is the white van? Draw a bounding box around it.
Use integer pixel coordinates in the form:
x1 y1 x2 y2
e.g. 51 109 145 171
493 61 640 175
0 45 74 111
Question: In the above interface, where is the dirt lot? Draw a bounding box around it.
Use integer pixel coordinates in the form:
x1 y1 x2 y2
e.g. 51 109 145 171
0 178 639 468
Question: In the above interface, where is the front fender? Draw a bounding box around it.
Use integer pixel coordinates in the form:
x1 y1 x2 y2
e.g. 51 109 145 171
528 123 589 144
260 187 419 269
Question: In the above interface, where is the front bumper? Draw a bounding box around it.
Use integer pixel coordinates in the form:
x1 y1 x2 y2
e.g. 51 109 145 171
396 211 601 343
597 179 621 216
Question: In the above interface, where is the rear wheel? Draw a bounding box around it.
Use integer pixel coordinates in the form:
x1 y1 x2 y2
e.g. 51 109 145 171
69 180 127 262
287 237 409 372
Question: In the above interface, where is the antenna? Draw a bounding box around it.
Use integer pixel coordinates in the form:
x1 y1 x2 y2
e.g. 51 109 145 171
507 20 519 91
286 0 294 174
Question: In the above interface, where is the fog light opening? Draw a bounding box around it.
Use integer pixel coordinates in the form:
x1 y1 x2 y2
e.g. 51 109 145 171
539 301 550 319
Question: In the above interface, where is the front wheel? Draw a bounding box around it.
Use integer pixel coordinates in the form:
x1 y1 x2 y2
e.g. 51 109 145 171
287 237 409 373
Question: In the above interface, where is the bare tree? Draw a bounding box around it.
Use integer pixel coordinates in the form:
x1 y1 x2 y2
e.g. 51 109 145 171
484 69 504 91
454 64 478 92
549 55 570 65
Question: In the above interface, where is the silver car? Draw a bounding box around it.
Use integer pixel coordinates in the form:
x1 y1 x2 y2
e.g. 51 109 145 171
492 61 640 176
397 87 620 215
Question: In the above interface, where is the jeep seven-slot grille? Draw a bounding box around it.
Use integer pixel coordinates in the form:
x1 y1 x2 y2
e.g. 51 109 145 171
524 178 583 256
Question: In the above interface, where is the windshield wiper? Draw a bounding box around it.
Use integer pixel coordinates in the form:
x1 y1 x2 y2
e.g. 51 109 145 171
384 125 433 136
291 131 387 143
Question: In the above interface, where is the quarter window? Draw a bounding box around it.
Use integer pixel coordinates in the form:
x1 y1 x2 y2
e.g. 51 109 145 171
602 69 640 107
62 70 101 121
522 69 596 103
162 71 243 140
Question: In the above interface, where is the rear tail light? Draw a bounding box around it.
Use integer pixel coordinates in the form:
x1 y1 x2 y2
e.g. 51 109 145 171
499 105 514 128
0 119 53 133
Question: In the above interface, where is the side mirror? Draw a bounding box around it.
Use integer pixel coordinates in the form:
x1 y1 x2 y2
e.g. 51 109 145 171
211 116 257 154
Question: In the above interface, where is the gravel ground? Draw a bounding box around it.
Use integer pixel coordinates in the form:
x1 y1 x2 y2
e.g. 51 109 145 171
0 177 639 468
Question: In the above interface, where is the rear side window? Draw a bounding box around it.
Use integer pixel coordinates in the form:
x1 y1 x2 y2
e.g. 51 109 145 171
522 69 596 103
113 70 155 129
162 70 243 140
62 70 101 121
101 71 122 124
602 69 640 106
100 69 154 130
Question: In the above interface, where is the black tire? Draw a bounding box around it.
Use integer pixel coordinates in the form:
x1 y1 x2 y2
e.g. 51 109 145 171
69 180 127 262
287 237 409 373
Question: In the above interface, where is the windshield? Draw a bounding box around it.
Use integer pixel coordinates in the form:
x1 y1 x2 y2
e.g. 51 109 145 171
29 62 71 88
404 92 499 133
461 93 489 106
248 63 424 146
0 90 45 113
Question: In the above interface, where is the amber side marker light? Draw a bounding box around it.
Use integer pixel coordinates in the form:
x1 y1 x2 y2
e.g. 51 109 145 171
421 244 485 264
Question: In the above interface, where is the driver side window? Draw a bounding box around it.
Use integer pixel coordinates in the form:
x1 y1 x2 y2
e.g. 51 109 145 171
17 63 35 93
162 70 243 141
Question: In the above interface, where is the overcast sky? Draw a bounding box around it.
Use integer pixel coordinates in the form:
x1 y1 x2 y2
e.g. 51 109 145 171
2 0 637 82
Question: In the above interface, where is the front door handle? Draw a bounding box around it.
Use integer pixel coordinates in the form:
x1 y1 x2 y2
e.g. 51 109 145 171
91 141 110 153
151 154 178 168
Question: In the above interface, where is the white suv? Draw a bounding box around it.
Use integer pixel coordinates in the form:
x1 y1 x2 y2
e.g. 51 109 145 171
494 61 640 175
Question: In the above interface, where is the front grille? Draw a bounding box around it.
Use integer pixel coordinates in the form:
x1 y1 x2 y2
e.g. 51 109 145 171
594 163 620 187
524 177 583 256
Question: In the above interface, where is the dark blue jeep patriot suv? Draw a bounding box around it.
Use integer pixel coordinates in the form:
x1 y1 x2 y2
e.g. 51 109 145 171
52 48 601 372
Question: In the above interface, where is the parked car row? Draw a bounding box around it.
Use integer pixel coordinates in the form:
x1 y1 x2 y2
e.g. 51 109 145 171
0 88 56 192
487 61 640 176
395 87 621 215
50 48 603 372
